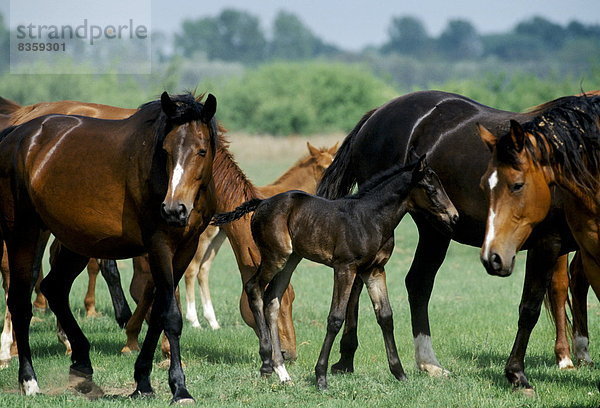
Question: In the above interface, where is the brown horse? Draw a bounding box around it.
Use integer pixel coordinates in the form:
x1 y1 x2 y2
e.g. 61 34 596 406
0 92 218 403
214 156 458 388
0 96 300 359
478 94 600 387
183 142 338 330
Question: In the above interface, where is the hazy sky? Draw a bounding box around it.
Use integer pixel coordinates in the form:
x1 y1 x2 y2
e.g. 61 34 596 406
3 0 600 51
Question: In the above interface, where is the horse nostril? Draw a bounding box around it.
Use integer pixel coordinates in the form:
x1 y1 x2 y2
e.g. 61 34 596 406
490 253 502 271
178 203 187 219
452 214 459 224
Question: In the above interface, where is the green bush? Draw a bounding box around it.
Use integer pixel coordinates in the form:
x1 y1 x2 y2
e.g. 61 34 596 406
216 62 397 135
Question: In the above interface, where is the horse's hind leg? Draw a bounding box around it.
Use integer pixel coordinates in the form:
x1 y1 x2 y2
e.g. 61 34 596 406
315 265 356 390
99 259 132 328
547 254 574 369
263 253 301 383
362 266 406 381
41 245 93 380
405 218 451 376
570 252 592 365
0 245 13 367
32 231 49 312
331 275 363 374
5 223 42 395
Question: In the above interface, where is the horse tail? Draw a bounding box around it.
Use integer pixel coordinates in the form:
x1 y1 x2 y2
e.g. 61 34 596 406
316 108 376 199
0 97 21 115
212 198 263 226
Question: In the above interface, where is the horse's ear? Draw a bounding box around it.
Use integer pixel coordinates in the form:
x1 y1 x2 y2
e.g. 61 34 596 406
477 123 496 152
201 94 217 123
160 91 177 117
307 142 320 157
328 142 339 155
509 119 525 152
411 154 427 183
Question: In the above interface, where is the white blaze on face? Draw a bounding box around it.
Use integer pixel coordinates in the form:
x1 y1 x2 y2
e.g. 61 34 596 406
171 162 184 196
482 170 498 259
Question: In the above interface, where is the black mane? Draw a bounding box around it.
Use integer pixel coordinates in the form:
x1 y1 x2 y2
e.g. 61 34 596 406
348 160 417 200
498 94 600 197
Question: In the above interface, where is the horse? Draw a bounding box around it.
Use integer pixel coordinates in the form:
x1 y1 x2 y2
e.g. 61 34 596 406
0 92 218 403
214 155 458 388
119 139 338 358
315 90 590 391
0 96 299 360
183 142 338 330
478 94 600 308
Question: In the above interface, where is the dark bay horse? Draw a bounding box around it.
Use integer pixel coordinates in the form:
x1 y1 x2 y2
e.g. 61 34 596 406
214 157 458 389
0 92 218 403
316 90 587 391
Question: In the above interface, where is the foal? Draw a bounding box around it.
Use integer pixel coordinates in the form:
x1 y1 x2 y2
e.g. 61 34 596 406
214 156 458 389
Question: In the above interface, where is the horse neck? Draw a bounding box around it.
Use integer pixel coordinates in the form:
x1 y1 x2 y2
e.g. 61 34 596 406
211 147 259 212
357 175 411 229
258 156 317 196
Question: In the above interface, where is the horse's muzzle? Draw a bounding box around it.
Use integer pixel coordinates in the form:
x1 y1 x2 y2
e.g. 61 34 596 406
480 252 514 277
161 202 189 227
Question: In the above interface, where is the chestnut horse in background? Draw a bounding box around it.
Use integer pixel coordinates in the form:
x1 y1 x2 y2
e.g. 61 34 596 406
182 142 338 330
316 90 591 392
479 94 600 386
0 92 218 403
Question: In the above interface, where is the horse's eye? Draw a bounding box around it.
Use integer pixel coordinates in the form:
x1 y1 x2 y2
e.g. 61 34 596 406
197 149 207 157
510 182 524 193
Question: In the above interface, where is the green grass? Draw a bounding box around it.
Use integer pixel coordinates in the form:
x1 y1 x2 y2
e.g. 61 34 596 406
0 134 598 407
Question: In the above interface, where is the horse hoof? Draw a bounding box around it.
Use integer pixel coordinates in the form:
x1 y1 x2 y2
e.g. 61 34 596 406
316 378 328 391
557 357 575 370
69 366 93 380
0 359 10 369
121 345 140 354
418 363 450 377
172 397 195 405
172 389 195 405
513 387 536 398
130 389 155 399
331 362 354 374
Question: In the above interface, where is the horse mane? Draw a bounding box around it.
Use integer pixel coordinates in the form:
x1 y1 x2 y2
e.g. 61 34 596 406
348 160 417 200
212 134 259 208
0 97 21 115
499 94 600 205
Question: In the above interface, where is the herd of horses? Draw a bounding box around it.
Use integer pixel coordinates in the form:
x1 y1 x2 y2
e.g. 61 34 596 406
0 88 597 403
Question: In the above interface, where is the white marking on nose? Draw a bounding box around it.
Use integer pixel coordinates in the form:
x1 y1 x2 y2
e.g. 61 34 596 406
488 170 498 190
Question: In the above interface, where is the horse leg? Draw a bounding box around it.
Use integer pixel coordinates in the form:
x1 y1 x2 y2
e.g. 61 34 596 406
132 243 192 404
5 222 42 395
41 245 94 381
0 245 13 367
99 259 131 328
404 218 451 376
547 254 574 369
314 265 356 390
331 275 363 374
122 278 154 354
32 231 49 312
362 265 407 381
84 259 100 318
504 240 561 391
198 228 226 330
183 245 202 328
570 252 592 365
263 253 301 383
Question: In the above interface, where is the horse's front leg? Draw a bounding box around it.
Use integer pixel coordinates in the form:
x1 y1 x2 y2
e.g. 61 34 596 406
504 239 561 393
132 242 193 403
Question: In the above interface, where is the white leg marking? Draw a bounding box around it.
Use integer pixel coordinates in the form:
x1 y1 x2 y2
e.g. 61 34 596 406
558 356 575 369
414 334 449 376
273 364 292 383
0 330 12 362
21 378 41 395
574 334 593 364
202 298 220 330
185 299 201 328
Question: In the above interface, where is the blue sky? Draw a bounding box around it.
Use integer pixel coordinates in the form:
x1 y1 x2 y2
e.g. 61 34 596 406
2 0 600 51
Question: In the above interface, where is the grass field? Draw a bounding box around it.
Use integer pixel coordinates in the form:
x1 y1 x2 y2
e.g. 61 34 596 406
0 133 598 407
